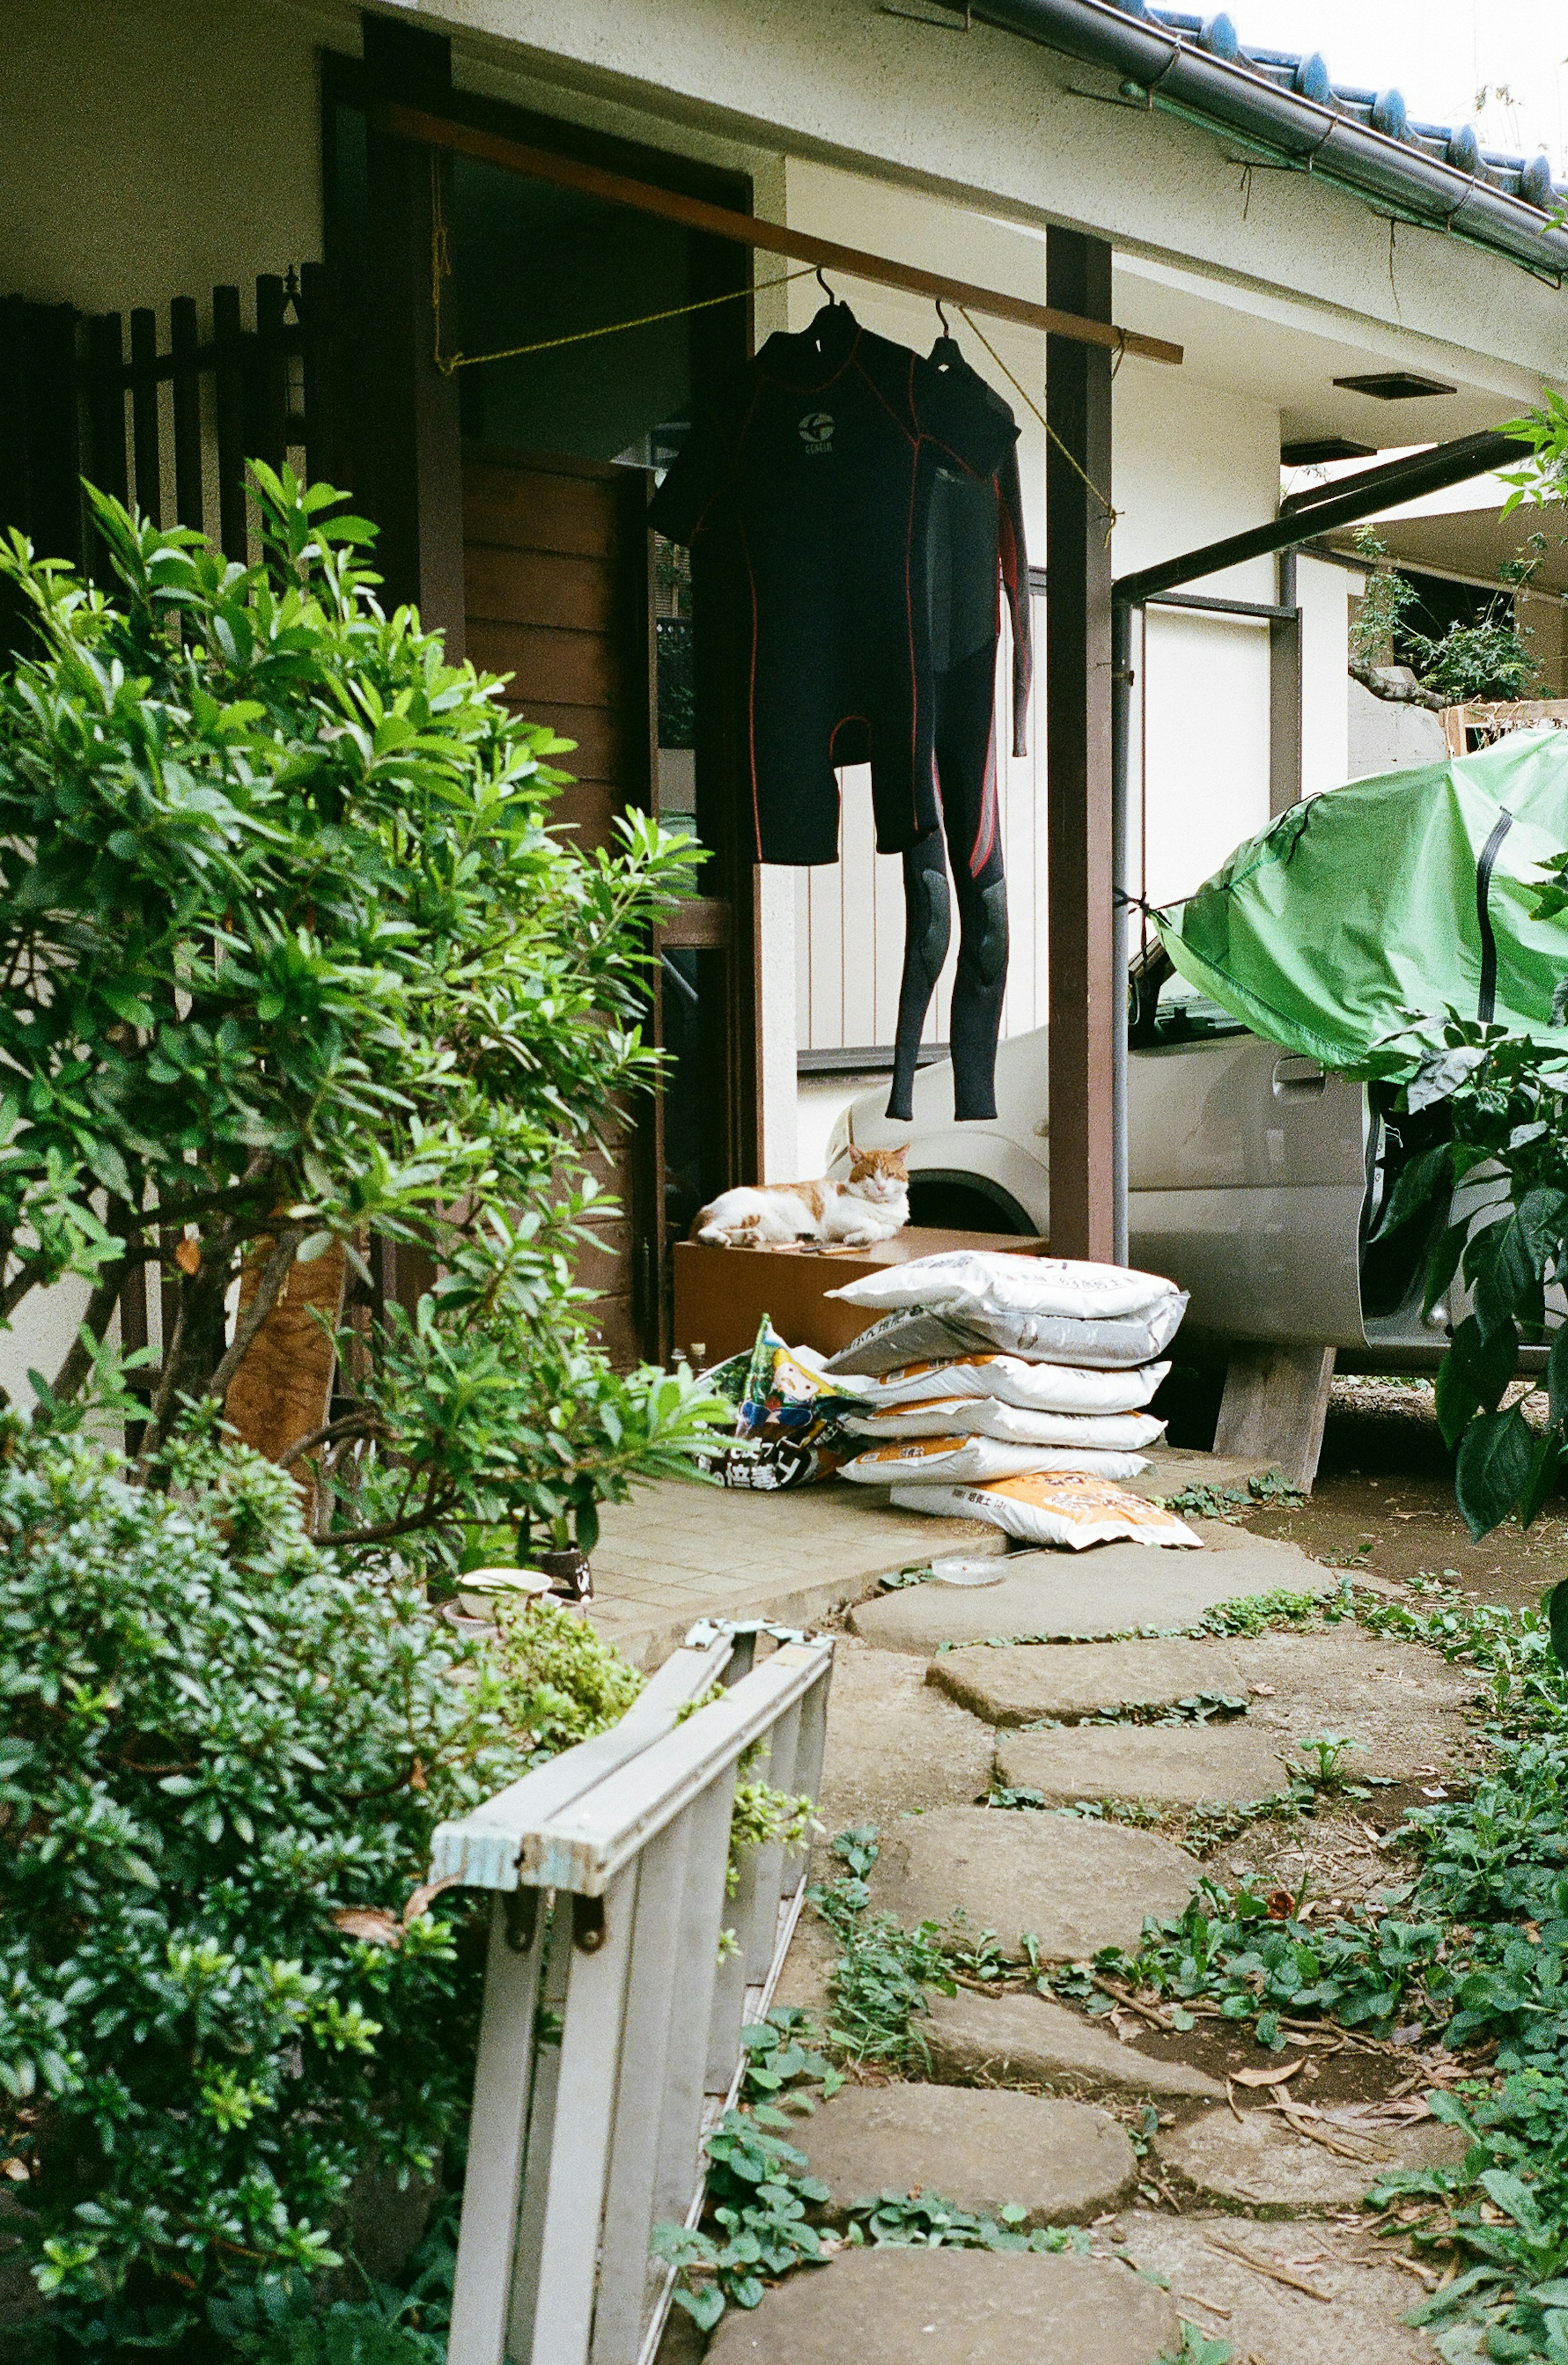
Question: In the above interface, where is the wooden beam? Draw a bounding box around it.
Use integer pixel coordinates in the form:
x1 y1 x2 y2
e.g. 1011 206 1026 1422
385 104 1183 369
1045 228 1116 1265
361 29 467 650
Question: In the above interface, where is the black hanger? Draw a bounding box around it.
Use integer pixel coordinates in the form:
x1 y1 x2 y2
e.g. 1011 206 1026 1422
931 296 962 368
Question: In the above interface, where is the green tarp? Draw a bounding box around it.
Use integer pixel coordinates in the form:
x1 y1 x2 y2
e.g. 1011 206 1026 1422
1154 727 1568 1079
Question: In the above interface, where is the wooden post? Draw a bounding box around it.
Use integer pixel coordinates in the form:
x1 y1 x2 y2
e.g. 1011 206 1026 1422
128 309 161 526
1214 1342 1336 1493
169 296 204 532
1045 230 1116 1263
358 16 466 651
1270 548 1303 816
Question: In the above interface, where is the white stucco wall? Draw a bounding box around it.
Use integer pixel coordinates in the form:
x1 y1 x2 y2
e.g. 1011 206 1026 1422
1298 555 1354 800
408 0 1568 397
0 0 336 310
1114 364 1279 913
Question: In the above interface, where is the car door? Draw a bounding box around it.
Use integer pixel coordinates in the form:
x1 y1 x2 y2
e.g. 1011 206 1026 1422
1127 963 1368 1348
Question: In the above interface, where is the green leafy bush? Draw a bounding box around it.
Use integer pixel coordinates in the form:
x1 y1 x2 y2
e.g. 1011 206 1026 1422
0 470 723 1560
0 1413 533 2354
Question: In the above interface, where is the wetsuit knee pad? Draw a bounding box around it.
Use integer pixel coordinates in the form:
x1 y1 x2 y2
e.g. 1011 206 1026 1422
969 878 1009 988
909 854 952 984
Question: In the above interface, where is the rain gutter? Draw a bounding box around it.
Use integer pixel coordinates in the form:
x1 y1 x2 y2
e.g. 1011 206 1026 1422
926 0 1568 280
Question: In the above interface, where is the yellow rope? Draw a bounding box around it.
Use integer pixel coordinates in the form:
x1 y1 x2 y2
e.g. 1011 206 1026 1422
957 305 1120 541
429 156 818 375
428 158 1121 541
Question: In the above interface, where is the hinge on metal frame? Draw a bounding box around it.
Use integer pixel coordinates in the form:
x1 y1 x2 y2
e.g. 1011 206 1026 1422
503 1888 540 1954
572 1895 608 1954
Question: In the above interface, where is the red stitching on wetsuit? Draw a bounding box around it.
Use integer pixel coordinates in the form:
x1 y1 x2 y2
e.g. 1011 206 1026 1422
969 693 1000 877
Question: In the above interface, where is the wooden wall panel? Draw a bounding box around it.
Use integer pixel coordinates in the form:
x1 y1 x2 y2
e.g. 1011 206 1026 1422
464 452 651 1357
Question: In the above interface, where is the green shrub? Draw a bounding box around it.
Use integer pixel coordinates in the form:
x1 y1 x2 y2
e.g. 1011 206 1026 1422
0 470 723 1565
0 1413 533 2354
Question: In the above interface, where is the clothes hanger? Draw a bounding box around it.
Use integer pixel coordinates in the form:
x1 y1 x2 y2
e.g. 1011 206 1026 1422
809 265 852 350
931 295 962 368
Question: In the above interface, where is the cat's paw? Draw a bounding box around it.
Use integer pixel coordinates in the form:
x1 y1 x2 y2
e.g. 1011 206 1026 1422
838 1228 878 1247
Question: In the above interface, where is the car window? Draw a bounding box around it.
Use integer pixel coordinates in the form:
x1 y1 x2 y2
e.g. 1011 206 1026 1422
1145 968 1248 1048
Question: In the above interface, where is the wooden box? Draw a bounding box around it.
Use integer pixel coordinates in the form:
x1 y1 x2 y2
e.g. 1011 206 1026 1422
671 1227 1049 1367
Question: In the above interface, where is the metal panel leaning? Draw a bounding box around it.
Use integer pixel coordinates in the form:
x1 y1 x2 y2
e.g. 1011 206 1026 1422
427 1619 835 2365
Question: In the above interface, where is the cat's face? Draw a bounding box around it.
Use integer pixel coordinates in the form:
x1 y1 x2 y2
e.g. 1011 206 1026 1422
847 1146 909 1204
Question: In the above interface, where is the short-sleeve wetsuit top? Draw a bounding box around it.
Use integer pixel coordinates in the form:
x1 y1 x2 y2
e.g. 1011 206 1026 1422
648 302 1019 867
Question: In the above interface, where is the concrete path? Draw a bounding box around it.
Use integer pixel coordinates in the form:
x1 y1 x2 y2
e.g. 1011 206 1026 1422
586 1446 1271 1666
718 1500 1469 2363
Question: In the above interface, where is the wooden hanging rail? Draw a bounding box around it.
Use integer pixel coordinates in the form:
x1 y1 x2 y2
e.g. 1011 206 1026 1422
385 105 1183 368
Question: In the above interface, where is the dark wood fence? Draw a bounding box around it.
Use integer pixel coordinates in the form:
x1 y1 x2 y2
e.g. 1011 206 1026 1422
0 263 339 601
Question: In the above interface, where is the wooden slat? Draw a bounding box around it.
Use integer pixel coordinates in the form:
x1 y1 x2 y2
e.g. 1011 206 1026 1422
129 309 161 526
463 622 619 709
212 285 247 562
464 465 619 558
464 544 615 633
169 296 203 532
390 104 1183 368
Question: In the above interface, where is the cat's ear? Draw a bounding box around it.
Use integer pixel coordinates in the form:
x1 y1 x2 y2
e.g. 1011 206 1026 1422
888 1143 909 1168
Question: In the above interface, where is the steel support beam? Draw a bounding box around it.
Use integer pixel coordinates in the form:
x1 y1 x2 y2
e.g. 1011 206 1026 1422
1046 228 1116 1263
1109 424 1532 1271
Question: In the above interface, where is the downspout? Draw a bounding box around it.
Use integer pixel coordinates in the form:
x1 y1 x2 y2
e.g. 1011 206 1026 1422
928 0 1568 278
1110 596 1133 1265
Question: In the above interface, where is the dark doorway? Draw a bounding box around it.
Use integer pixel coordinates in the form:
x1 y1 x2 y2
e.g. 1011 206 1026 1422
325 54 758 1359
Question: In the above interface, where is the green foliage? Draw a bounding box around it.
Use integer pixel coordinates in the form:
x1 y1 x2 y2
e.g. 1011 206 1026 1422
486 1592 644 1765
1102 1877 1442 2052
1199 1585 1344 1636
651 2109 830 2331
652 2069 1091 2334
0 1415 535 2352
1349 526 1421 666
207 2203 457 2362
727 1781 818 1894
1159 2329 1234 2365
1387 1022 1568 1542
0 470 726 1559
738 2008 843 2109
1159 1470 1305 1522
1348 521 1541 702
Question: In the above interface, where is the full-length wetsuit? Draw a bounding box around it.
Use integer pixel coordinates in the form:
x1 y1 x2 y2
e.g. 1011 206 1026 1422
648 302 1018 864
886 341 1031 1126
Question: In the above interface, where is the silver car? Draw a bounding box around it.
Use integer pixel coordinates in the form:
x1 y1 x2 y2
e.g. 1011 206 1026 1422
832 946 1490 1373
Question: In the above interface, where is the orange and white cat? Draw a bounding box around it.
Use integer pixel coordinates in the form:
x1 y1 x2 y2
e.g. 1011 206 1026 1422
693 1146 909 1249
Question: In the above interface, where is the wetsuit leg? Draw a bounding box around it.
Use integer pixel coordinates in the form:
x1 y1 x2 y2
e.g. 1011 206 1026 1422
939 640 1009 1123
886 828 951 1121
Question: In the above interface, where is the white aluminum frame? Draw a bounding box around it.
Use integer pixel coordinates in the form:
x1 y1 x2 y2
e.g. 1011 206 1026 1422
431 1620 835 2365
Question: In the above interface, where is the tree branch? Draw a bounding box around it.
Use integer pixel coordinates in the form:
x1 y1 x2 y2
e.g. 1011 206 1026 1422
48 1269 127 1404
277 1408 389 1471
206 1225 305 1401
1349 660 1446 713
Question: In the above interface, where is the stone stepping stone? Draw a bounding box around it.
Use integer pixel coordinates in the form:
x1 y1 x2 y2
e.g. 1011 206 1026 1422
922 1987 1223 2104
793 2082 1136 2225
996 1723 1294 1809
705 2246 1178 2365
848 1527 1334 1656
1158 2103 1467 2213
869 1806 1197 1958
1119 2209 1449 2365
931 1635 1246 1724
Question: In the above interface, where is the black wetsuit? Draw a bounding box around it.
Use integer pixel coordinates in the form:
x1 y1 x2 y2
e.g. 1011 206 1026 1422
648 302 1018 864
887 343 1032 1125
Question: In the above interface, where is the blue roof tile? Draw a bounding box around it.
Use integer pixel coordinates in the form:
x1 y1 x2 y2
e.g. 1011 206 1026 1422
1143 4 1562 209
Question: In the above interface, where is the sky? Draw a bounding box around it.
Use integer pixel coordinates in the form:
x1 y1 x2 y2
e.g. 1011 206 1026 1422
1222 0 1568 174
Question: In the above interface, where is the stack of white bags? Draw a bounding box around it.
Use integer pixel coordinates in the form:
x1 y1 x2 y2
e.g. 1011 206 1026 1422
821 1250 1199 1551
